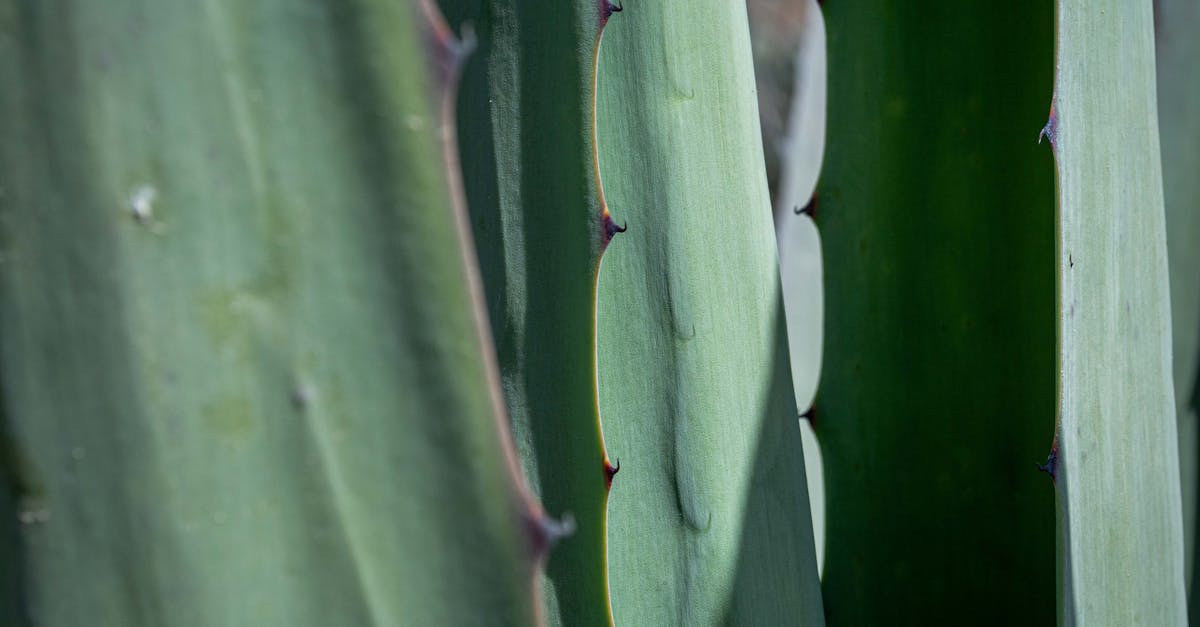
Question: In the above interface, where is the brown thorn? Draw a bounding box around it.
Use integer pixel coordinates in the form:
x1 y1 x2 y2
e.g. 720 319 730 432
795 194 818 219
1038 103 1057 147
600 0 623 26
604 458 621 490
1036 439 1059 484
800 405 817 430
604 214 628 243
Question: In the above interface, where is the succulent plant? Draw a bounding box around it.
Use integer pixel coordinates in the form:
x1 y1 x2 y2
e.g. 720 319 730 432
0 0 1193 625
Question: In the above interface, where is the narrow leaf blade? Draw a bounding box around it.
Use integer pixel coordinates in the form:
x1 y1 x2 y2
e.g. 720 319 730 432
1052 1 1187 622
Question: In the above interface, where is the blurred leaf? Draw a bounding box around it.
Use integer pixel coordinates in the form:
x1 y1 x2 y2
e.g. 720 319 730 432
0 1 540 624
746 0 808 197
770 0 826 225
1153 0 1200 613
770 1 827 573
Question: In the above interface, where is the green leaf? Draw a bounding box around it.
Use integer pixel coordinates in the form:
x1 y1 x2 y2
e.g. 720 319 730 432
816 3 1057 622
1156 0 1200 423
453 1 616 624
767 0 827 576
1049 1 1187 623
595 2 824 624
0 1 540 624
1153 0 1200 613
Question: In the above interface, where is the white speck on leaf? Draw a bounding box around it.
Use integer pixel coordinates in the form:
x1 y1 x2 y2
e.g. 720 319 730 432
129 185 167 234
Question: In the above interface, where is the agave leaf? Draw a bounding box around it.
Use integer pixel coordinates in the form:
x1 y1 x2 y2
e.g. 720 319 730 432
769 0 826 572
816 3 1057 622
1156 0 1200 432
451 0 620 623
594 2 824 624
1048 0 1187 623
1153 0 1200 611
0 1 541 624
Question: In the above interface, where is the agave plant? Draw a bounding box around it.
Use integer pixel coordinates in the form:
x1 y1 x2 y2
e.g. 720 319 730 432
0 0 1193 625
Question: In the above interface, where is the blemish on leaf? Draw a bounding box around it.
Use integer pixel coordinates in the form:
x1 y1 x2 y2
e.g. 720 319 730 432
129 185 156 222
199 288 248 348
674 323 696 343
203 396 255 443
291 380 315 412
128 184 167 234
